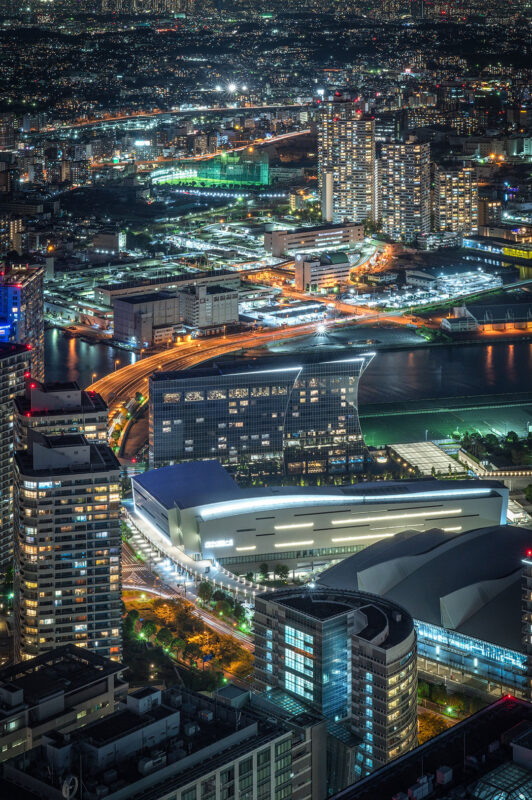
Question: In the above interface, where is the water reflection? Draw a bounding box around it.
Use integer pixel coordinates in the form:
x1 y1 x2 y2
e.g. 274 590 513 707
45 328 135 387
45 329 532 403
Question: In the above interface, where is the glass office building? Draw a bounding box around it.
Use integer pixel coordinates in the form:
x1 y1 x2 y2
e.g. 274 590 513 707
149 352 375 479
255 587 418 781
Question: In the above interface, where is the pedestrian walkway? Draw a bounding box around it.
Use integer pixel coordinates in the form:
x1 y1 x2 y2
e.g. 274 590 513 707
123 500 271 602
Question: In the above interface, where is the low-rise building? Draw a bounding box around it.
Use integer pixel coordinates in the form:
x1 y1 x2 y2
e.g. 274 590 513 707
177 284 239 330
0 685 324 800
113 292 181 346
328 696 532 800
294 252 352 291
264 223 364 257
0 645 127 763
131 460 508 575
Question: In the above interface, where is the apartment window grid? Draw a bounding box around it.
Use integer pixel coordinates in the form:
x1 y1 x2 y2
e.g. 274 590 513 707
15 473 122 661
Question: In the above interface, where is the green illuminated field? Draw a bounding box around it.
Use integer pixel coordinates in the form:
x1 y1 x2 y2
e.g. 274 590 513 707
360 400 532 447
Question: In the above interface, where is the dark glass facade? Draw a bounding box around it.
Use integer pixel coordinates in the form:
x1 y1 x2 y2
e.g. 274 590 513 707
149 353 374 479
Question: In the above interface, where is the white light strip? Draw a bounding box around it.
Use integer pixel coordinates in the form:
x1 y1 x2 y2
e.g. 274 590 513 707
274 540 314 548
274 522 314 530
236 545 257 552
331 508 462 526
204 539 234 548
442 526 463 532
332 533 396 543
198 489 491 521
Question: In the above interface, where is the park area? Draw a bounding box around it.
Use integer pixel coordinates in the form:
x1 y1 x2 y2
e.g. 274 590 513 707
122 588 253 692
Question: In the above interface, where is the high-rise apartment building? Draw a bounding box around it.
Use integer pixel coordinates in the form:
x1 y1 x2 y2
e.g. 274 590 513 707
14 377 108 448
319 97 376 224
254 587 417 785
381 137 430 243
149 352 375 478
433 164 478 234
14 433 122 662
0 263 45 381
0 343 30 571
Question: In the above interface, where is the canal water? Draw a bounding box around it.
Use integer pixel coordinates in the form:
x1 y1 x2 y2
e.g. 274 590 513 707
44 328 532 444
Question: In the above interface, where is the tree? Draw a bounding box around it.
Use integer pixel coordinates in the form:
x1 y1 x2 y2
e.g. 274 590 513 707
183 641 203 664
156 627 173 648
171 637 186 654
140 620 156 639
274 564 289 582
507 430 519 445
214 600 232 617
198 581 214 604
525 484 532 503
259 563 269 581
245 572 253 582
233 601 246 622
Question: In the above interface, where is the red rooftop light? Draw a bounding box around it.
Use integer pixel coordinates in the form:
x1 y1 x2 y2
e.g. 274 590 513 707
527 550 532 557
24 372 30 378
30 383 36 389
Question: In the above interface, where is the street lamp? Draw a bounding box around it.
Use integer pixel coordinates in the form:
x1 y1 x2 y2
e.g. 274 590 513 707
114 359 120 371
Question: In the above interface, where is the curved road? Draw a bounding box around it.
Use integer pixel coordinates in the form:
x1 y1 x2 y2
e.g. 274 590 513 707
90 313 417 412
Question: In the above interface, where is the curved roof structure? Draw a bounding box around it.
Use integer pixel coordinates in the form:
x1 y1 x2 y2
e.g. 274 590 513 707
318 525 532 651
132 460 504 519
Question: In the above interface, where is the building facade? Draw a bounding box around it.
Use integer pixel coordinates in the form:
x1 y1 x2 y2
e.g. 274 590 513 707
149 353 375 478
318 98 376 224
381 138 431 243
294 252 352 292
131 462 508 575
0 645 127 763
14 433 122 662
434 164 478 234
0 684 324 800
254 587 418 780
14 376 108 447
177 284 239 330
320 525 532 702
0 343 30 571
264 223 364 258
0 263 44 381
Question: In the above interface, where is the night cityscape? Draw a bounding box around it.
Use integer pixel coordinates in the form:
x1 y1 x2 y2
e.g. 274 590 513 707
0 0 532 798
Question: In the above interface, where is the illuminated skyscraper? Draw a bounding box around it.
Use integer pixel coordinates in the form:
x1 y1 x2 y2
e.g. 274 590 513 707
381 137 430 243
319 97 376 225
14 433 122 662
0 264 44 382
434 164 478 234
0 343 30 571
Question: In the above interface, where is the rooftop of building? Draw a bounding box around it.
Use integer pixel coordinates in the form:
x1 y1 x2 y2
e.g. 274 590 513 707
318 524 532 651
132 460 506 516
0 645 124 715
257 586 414 648
271 221 362 236
14 379 107 415
15 434 120 476
0 687 286 800
151 349 375 383
81 704 176 747
0 342 30 360
179 283 236 295
114 291 177 305
330 697 532 800
97 268 234 293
